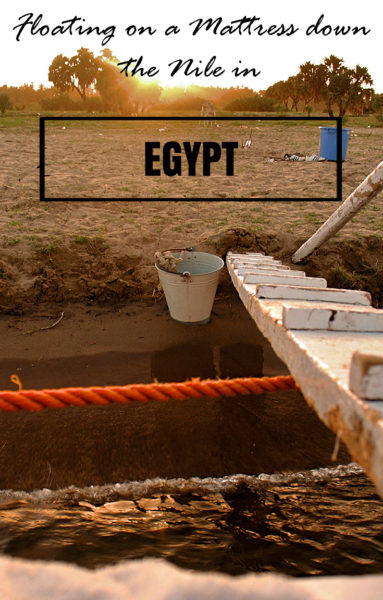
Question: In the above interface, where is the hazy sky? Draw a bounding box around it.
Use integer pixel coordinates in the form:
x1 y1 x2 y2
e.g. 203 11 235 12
2 1 382 92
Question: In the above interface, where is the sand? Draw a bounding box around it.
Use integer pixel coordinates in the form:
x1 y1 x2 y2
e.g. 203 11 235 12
1 118 383 311
43 121 338 199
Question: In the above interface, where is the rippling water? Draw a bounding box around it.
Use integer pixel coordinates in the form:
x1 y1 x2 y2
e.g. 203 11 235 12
0 463 383 576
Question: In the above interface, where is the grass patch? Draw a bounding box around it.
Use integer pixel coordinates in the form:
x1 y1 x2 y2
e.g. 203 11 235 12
367 235 383 250
330 264 366 290
74 236 91 245
304 212 322 225
1 111 379 135
3 237 20 247
33 241 58 255
74 235 108 251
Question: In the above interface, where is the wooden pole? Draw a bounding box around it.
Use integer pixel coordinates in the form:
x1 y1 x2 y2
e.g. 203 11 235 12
292 161 383 263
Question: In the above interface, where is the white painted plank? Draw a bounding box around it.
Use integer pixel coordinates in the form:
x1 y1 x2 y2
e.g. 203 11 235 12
257 313 383 400
233 262 288 271
252 284 371 305
251 300 377 325
276 300 377 311
237 267 305 277
230 260 283 268
227 256 383 499
228 256 282 265
283 306 383 331
244 274 327 287
228 254 278 260
227 252 266 259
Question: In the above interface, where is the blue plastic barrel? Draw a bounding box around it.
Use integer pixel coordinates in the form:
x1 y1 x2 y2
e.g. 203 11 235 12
319 127 351 161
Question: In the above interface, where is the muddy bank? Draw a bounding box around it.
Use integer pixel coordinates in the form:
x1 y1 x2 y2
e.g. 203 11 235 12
1 229 382 313
0 388 350 491
0 298 351 490
204 229 383 306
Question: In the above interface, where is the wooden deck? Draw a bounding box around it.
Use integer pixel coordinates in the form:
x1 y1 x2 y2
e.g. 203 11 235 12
227 252 383 498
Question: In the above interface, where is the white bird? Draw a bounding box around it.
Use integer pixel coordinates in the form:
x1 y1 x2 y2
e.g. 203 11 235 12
243 130 253 149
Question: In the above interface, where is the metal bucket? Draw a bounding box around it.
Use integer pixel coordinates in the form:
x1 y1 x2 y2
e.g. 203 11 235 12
155 251 224 324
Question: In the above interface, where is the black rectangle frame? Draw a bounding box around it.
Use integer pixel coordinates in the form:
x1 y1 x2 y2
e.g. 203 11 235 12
40 116 342 202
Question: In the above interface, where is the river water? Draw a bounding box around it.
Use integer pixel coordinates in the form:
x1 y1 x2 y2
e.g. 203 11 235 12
1 463 383 577
2 310 383 578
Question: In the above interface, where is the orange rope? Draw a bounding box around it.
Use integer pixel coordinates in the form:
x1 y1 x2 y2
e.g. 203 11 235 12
0 376 298 412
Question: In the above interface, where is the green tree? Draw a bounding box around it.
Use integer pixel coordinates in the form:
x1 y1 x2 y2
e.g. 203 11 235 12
372 93 383 113
286 75 301 111
348 65 374 115
95 51 140 113
264 80 290 109
320 55 373 117
48 54 73 93
322 55 349 116
304 104 313 116
224 94 276 112
70 47 99 101
0 92 11 115
297 61 326 106
48 48 98 102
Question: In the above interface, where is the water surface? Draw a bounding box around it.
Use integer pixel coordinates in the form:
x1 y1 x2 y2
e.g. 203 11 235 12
1 464 382 577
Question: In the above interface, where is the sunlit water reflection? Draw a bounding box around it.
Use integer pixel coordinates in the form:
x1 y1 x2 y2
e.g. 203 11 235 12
0 463 383 576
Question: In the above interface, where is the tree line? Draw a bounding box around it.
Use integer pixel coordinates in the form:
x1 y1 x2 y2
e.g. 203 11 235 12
263 55 374 116
0 49 381 117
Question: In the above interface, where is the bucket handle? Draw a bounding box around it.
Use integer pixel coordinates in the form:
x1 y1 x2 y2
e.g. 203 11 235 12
181 271 191 280
163 246 194 253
